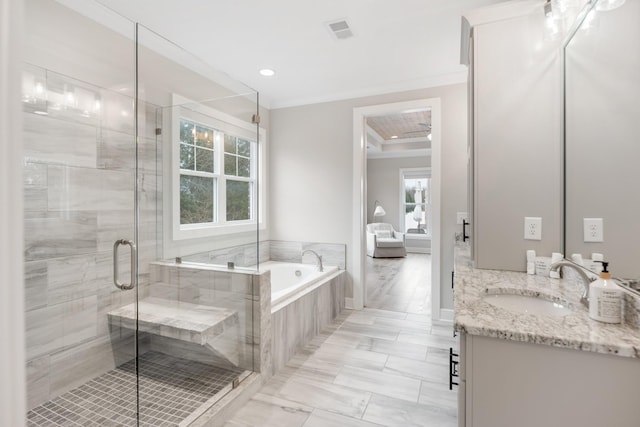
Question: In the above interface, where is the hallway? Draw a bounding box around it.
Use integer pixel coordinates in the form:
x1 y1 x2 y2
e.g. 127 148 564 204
225 254 458 427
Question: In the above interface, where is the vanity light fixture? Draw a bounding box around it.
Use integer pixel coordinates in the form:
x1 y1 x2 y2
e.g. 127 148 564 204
544 0 552 17
259 68 276 77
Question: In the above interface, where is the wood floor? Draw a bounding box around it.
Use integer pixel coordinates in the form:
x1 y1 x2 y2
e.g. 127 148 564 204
224 254 458 427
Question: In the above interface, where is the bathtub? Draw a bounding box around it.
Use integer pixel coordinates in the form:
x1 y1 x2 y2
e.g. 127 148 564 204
263 260 345 374
261 261 339 308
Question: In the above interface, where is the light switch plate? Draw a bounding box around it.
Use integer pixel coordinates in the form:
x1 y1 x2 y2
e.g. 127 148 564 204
584 218 603 242
457 212 468 225
524 217 542 240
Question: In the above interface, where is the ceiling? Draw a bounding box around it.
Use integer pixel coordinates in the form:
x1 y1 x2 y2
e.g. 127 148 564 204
366 110 432 159
88 0 506 109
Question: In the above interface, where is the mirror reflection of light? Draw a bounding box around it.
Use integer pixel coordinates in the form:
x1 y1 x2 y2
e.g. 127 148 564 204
582 9 596 29
596 0 625 11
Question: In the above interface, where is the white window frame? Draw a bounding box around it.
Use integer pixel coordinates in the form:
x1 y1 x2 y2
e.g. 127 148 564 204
169 94 265 241
399 167 432 240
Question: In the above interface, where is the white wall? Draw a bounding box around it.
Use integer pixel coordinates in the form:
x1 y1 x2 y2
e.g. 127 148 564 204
367 156 432 254
565 1 640 279
472 12 563 271
269 83 468 309
366 156 431 230
1 0 26 424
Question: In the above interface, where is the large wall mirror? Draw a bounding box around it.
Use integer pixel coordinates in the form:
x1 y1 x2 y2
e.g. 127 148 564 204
564 0 640 285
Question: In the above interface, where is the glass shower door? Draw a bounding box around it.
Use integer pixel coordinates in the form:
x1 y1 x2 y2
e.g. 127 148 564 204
23 1 260 425
134 23 260 426
23 0 142 424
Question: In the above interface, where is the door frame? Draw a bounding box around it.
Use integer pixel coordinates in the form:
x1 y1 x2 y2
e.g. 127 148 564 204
351 98 442 320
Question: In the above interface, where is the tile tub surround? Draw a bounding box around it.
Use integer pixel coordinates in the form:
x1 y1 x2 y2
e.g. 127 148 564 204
270 241 346 270
454 242 640 358
271 270 346 375
149 262 271 375
179 240 347 271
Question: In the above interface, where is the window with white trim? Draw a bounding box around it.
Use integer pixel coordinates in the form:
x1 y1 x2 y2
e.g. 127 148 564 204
179 119 217 225
172 101 261 241
400 169 431 237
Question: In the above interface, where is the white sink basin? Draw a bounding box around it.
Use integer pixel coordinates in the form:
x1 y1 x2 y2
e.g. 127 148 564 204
483 292 573 316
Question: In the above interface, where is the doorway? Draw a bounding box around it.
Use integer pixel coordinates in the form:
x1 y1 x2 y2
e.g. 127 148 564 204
352 98 442 320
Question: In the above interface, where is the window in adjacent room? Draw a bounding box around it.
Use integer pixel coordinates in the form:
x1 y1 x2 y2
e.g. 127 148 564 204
400 170 431 236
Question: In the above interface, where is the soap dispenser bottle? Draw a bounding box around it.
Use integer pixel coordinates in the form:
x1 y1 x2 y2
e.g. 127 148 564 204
589 261 623 324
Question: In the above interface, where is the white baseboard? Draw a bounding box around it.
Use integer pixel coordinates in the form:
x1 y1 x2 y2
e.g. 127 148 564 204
406 247 431 254
433 308 454 325
345 297 355 309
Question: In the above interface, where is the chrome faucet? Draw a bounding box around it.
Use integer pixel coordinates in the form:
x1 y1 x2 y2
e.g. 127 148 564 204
550 261 595 307
302 249 324 272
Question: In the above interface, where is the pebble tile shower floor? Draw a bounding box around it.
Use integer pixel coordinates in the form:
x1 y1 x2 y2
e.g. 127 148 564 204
26 352 244 426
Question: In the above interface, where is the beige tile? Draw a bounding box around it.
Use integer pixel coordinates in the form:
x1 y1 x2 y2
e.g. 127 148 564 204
383 355 448 384
372 316 431 335
397 331 457 349
260 375 371 419
356 337 428 361
338 322 400 341
302 409 384 427
363 394 457 427
418 380 458 411
224 393 312 427
426 346 450 366
309 342 388 369
334 365 421 403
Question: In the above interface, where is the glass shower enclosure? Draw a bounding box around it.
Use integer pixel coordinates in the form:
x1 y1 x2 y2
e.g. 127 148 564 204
23 0 260 425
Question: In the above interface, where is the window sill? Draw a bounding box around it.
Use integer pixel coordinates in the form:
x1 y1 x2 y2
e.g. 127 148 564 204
174 221 260 241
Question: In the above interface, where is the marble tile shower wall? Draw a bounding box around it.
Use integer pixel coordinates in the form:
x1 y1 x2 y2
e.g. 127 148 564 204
181 240 346 270
23 74 162 410
181 241 270 267
269 241 346 269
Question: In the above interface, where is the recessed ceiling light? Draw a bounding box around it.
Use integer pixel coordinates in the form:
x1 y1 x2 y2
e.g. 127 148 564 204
391 135 398 139
259 68 276 77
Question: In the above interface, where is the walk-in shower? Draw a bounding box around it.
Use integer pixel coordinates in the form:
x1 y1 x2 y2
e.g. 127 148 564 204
23 0 261 425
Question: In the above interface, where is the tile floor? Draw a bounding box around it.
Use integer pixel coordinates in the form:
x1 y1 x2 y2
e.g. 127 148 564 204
26 352 244 426
225 254 459 427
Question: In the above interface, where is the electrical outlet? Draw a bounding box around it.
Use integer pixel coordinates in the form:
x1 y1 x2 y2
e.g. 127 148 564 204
457 212 468 225
583 218 603 242
524 217 542 240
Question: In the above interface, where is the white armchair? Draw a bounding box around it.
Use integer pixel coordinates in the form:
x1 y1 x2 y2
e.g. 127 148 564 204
366 223 407 258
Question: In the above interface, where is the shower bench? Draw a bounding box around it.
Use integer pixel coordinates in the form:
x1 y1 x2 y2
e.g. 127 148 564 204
108 297 240 364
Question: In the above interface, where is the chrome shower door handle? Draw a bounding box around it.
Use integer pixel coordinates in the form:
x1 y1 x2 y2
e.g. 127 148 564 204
113 239 136 290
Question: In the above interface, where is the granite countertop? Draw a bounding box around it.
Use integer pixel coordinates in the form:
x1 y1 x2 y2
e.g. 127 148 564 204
454 242 640 358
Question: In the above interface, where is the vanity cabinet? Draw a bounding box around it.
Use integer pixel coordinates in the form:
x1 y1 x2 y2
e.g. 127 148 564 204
458 332 640 427
464 4 563 271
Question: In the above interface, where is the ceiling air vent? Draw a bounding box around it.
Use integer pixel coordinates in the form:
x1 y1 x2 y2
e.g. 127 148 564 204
326 19 354 40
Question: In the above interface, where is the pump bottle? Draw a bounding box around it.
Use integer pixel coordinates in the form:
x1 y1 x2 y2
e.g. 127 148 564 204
589 261 623 324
